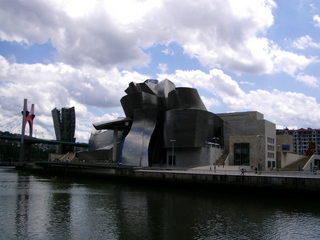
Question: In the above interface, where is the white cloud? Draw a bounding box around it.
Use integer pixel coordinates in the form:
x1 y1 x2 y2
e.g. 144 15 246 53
241 90 320 127
296 73 320 88
0 0 151 69
162 48 174 56
272 49 313 76
54 0 99 19
158 63 168 73
167 1 277 74
240 81 255 86
0 56 148 142
1 0 319 142
292 35 320 49
102 0 163 25
160 69 320 129
1 54 320 141
6 54 17 64
0 0 313 76
201 96 221 110
313 14 320 27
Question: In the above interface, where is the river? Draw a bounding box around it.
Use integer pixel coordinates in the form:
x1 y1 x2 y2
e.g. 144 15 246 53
0 167 320 240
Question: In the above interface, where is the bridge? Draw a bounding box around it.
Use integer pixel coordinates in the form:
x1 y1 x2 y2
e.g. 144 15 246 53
0 99 88 167
0 135 88 147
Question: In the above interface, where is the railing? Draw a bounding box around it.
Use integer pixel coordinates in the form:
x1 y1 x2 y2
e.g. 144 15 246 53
139 167 320 179
185 168 320 179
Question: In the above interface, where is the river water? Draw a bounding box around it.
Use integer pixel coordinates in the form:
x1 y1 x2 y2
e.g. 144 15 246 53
1 167 320 240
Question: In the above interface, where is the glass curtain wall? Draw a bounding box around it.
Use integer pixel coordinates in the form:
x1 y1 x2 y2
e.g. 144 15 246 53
234 143 250 165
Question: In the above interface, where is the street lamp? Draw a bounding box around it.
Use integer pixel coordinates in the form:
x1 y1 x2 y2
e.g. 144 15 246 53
170 139 176 168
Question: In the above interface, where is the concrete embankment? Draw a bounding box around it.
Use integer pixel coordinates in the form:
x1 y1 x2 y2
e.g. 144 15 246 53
0 162 15 166
22 162 320 196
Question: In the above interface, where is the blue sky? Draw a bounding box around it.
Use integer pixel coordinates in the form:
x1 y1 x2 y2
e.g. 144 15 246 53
0 0 320 142
0 40 57 64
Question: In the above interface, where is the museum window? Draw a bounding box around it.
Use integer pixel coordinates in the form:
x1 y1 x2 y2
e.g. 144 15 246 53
234 143 250 166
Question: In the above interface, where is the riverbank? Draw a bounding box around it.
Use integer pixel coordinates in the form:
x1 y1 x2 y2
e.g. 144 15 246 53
2 166 320 239
16 161 320 198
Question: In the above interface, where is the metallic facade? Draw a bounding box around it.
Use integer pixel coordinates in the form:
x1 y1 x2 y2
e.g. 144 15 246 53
91 79 223 168
52 107 76 154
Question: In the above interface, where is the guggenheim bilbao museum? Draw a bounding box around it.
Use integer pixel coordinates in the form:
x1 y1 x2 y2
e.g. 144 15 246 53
78 79 313 171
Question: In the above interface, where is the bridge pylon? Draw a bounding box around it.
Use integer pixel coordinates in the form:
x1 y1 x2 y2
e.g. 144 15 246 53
18 99 36 166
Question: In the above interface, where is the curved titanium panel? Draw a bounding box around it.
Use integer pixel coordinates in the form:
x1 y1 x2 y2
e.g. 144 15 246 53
120 92 160 118
138 82 157 95
88 78 224 168
125 80 159 95
154 79 176 109
124 82 141 95
164 109 218 148
121 108 158 167
89 130 121 151
93 117 132 130
176 88 207 110
154 78 175 97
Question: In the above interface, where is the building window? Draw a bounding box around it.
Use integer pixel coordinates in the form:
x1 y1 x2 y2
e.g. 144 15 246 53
268 152 275 159
268 161 271 168
267 137 274 144
267 145 274 151
234 143 250 166
282 145 290 150
268 161 276 168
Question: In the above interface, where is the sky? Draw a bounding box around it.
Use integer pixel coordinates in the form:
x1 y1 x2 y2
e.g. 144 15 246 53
0 0 320 143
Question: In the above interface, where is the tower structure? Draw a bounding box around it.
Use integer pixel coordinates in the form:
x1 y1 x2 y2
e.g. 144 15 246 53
52 107 76 154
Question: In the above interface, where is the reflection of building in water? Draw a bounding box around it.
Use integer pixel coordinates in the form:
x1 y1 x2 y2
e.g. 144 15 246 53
15 175 30 238
78 79 317 171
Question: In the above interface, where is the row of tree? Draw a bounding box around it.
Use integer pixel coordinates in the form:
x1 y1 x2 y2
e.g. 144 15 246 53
0 143 55 163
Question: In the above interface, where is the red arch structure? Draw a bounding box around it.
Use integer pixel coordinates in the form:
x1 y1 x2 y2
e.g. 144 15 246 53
18 99 35 165
21 99 35 138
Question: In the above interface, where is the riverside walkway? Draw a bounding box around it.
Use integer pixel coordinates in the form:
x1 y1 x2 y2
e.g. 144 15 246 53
185 168 318 178
27 161 320 194
137 165 320 179
134 166 320 194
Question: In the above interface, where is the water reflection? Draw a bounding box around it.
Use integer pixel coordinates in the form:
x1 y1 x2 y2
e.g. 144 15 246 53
15 173 30 238
0 167 320 240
